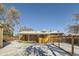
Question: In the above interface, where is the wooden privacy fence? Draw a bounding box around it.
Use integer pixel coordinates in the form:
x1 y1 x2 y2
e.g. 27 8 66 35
0 24 3 48
50 35 79 56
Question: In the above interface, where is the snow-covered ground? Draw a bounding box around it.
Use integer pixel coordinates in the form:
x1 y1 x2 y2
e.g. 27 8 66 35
0 41 32 56
0 41 72 56
54 42 79 56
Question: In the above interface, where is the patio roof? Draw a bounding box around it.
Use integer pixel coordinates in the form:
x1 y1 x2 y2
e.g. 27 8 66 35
19 31 50 35
19 31 63 35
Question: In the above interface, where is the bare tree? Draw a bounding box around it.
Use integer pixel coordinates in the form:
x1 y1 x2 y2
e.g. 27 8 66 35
73 14 79 20
68 14 79 34
0 4 20 26
6 7 20 26
0 4 21 35
68 24 79 34
19 26 34 32
0 3 5 20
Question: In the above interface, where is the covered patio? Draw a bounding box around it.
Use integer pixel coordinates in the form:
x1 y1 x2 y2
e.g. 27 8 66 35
19 31 50 43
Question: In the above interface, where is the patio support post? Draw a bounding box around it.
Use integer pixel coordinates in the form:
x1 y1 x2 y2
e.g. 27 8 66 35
28 34 29 41
58 36 60 47
19 34 20 41
48 34 50 43
53 37 54 45
49 33 51 43
38 34 39 43
52 38 54 45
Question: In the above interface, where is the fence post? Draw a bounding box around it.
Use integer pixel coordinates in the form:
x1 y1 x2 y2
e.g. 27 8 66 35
71 35 74 56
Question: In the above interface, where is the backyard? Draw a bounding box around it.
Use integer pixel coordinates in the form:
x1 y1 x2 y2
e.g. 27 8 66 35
0 40 75 56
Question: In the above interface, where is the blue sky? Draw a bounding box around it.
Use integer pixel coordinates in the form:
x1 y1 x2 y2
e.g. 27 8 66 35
4 3 79 34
